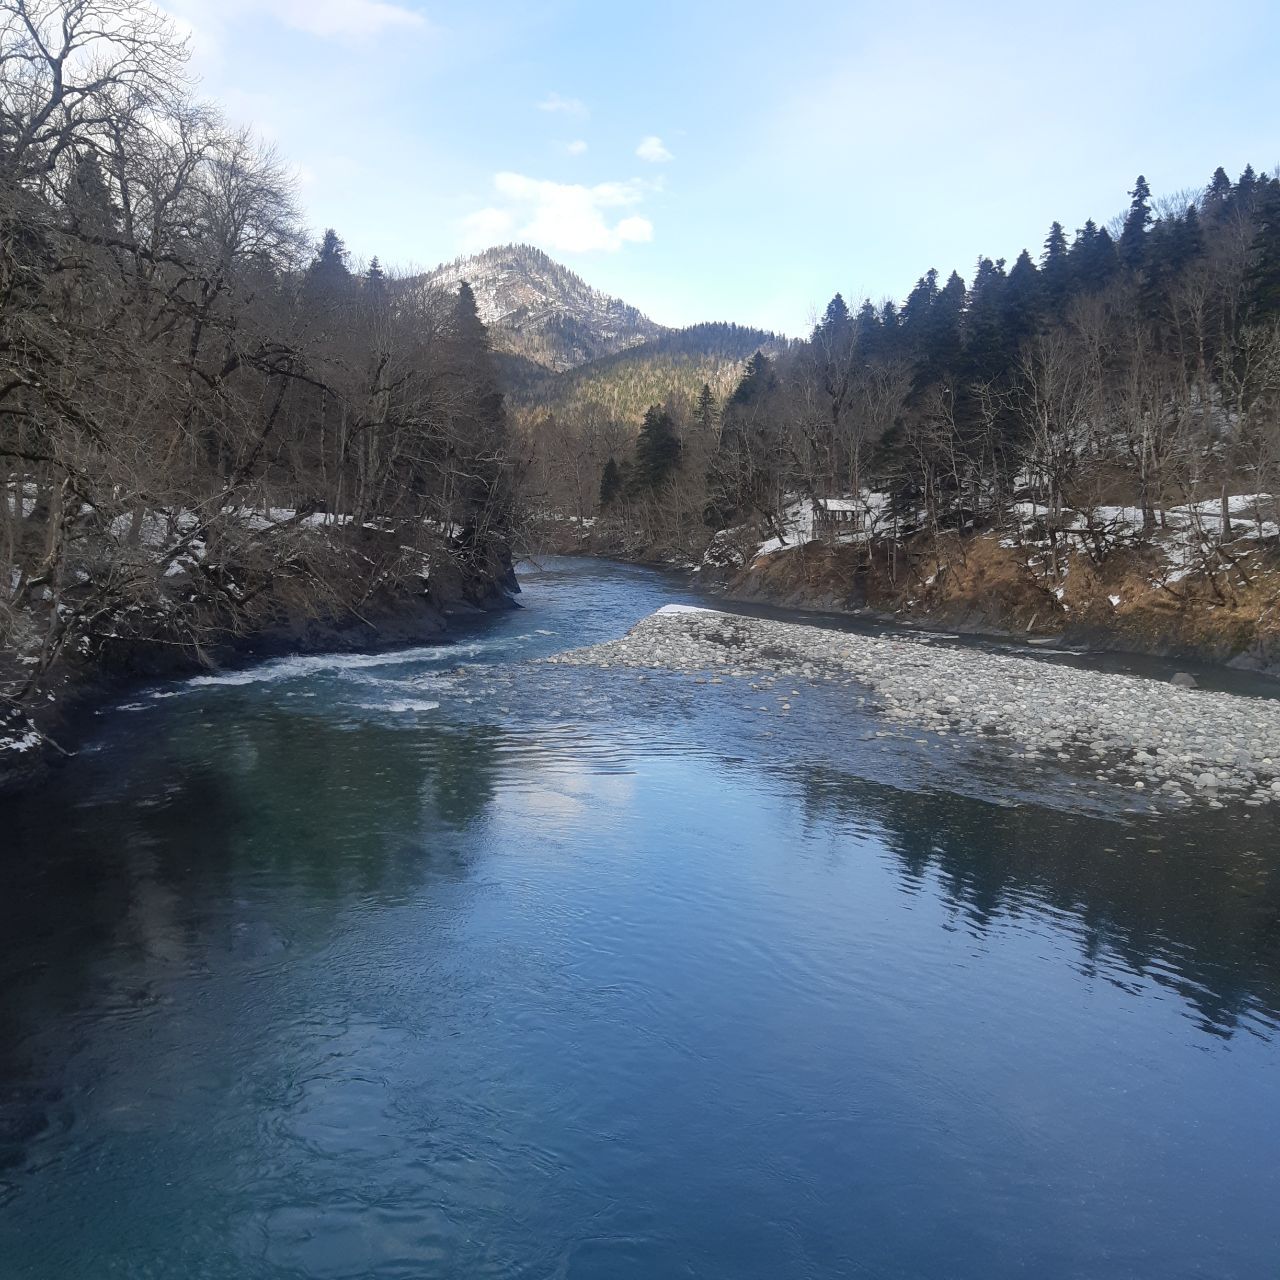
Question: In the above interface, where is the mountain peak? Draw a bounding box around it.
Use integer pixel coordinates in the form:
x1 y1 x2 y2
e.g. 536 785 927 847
424 244 668 372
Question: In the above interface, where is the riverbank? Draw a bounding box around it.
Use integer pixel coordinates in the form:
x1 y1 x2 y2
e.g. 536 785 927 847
526 508 1280 678
0 542 519 793
720 534 1280 678
548 604 1280 808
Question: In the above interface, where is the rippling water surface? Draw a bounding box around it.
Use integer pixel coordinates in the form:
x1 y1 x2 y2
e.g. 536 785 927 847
2 558 1279 1279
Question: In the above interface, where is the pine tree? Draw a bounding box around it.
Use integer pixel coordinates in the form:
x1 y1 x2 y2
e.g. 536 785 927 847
813 292 853 346
1206 166 1232 213
1246 179 1280 320
853 300 881 351
1069 221 1118 293
446 281 507 516
695 382 718 438
1236 165 1259 210
599 457 623 507
731 351 776 406
1042 221 1069 266
451 281 491 351
900 268 940 336
366 256 386 289
963 257 1008 383
1120 175 1153 270
307 228 353 301
631 405 681 492
1002 249 1042 346
924 270 966 378
1041 222 1070 313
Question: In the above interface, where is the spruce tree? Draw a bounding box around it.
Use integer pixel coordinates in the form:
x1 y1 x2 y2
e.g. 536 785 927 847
731 351 776 406
632 405 681 492
446 281 507 519
853 300 881 353
1003 249 1042 345
599 457 623 507
695 382 718 438
814 293 853 346
1246 179 1280 320
1041 222 1070 313
1206 166 1232 213
900 268 939 337
1042 221 1069 266
1069 221 1118 293
925 270 966 378
306 228 353 303
1236 165 1259 210
1120 175 1153 271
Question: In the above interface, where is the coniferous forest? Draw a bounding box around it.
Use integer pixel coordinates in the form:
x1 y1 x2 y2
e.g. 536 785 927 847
534 166 1280 656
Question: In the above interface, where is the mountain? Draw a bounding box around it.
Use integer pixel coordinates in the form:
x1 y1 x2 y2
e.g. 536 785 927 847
505 322 791 424
423 244 669 372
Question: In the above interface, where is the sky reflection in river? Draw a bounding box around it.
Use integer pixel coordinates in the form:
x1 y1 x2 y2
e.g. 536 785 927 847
1 558 1278 1279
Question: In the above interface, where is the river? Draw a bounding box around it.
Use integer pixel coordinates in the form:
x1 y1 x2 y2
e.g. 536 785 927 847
1 558 1278 1279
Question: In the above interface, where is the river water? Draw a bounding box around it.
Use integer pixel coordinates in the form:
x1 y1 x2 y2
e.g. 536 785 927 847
1 558 1278 1279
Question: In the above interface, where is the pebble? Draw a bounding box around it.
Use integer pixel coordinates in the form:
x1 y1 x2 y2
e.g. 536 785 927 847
547 608 1280 808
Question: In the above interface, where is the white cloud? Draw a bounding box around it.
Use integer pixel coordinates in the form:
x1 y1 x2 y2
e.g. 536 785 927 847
565 139 589 156
636 135 673 163
161 0 426 43
461 173 654 254
459 206 517 250
537 92 588 117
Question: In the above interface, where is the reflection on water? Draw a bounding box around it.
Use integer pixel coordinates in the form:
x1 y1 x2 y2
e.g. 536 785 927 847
1 558 1278 1279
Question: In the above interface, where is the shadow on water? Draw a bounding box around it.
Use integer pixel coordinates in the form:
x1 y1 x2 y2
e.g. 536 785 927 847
789 766 1280 1039
0 712 506 1174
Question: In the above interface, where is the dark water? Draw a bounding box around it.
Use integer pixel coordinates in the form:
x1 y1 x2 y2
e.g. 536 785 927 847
2 558 1279 1280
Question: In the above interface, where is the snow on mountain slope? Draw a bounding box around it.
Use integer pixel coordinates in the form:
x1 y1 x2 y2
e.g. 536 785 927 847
423 244 668 372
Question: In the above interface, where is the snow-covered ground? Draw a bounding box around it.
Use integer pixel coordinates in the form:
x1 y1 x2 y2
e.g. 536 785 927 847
750 494 894 559
549 607 1280 809
745 491 1279 597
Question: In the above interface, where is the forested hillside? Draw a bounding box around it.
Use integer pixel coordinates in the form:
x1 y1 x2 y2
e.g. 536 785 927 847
555 168 1280 662
0 0 514 763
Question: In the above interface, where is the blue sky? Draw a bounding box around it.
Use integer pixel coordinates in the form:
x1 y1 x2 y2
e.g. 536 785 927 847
162 0 1278 335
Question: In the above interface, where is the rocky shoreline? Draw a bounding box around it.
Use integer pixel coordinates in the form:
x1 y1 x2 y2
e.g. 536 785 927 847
0 572 519 795
548 605 1280 808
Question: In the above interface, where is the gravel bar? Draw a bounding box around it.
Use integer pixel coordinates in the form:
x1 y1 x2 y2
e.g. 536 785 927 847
547 605 1280 807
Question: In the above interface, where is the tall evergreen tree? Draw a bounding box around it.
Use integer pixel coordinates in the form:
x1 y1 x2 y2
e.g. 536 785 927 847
1002 249 1043 347
306 228 353 308
1120 175 1153 270
1041 222 1071 314
1069 221 1119 293
964 257 1008 382
900 268 940 336
632 405 682 492
731 351 777 406
853 299 881 353
446 281 508 520
1236 164 1259 210
1206 166 1233 216
599 457 624 507
695 382 719 438
1246 179 1280 320
814 292 854 346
